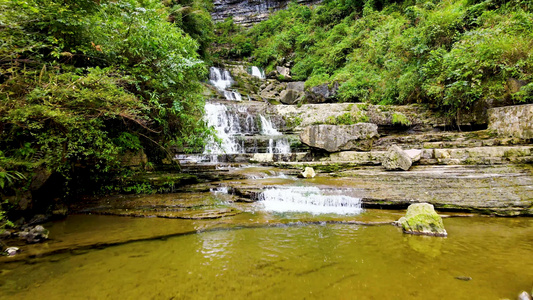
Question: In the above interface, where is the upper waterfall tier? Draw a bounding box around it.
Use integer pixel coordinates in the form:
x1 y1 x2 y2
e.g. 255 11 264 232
209 67 242 101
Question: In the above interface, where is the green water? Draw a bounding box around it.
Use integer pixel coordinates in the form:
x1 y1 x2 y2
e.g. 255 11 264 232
1 215 532 299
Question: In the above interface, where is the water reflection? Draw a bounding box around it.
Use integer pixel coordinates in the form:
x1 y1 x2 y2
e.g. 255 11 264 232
404 234 444 258
1 218 533 299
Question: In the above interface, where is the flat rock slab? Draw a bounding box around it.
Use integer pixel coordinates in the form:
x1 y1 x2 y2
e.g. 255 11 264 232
230 164 533 216
336 165 533 216
70 193 241 220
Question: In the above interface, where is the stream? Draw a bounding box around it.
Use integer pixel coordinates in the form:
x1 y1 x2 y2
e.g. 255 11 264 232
1 66 532 299
1 214 533 299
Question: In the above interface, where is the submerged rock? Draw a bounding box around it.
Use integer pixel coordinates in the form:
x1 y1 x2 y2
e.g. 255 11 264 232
18 225 49 243
396 203 447 237
383 145 412 171
3 247 20 256
299 124 379 152
518 291 532 300
299 167 316 178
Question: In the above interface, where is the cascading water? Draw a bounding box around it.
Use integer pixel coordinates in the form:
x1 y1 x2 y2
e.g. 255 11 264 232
259 115 281 136
250 66 266 80
258 186 363 215
203 103 246 155
177 65 293 164
260 115 291 154
209 67 242 101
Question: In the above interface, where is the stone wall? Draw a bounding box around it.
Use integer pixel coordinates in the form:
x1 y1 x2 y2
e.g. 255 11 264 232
211 0 321 26
488 104 533 139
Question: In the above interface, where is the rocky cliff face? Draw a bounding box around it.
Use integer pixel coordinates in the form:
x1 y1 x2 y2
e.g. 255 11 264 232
211 0 320 26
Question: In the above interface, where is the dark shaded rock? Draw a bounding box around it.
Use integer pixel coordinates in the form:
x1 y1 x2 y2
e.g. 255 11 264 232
27 214 49 225
0 229 13 239
383 145 412 171
18 225 49 243
396 203 447 237
120 149 148 168
305 82 339 103
12 191 33 211
30 166 52 191
299 124 379 152
52 202 69 217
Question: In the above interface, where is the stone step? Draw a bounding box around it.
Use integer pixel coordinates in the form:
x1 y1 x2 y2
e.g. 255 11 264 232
373 130 530 151
271 146 533 169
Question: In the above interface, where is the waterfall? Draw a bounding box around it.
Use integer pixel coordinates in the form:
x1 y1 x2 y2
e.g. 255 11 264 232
259 115 291 154
273 138 291 154
259 115 281 135
209 67 242 101
258 186 363 215
204 103 244 155
250 66 265 80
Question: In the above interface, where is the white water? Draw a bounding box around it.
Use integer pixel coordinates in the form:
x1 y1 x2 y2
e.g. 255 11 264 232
259 115 291 154
259 115 281 136
204 103 244 155
250 66 265 80
209 67 242 101
259 186 363 215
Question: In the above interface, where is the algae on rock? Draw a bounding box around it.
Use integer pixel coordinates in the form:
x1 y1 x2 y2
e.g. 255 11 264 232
397 203 447 237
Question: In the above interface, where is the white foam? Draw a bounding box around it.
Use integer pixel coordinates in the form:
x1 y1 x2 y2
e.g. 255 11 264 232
258 186 363 215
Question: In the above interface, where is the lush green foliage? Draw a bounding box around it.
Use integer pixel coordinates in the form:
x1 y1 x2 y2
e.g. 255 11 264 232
215 0 533 117
0 0 212 200
166 0 215 58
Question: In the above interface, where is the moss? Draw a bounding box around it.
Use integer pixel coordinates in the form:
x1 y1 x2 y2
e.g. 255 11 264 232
392 112 411 126
285 116 303 128
326 112 369 125
313 163 344 173
399 203 447 236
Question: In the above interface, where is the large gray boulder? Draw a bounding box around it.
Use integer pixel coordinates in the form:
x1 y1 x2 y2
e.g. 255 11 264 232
305 82 339 103
396 203 447 237
299 124 379 152
287 81 305 92
279 89 303 105
383 145 412 171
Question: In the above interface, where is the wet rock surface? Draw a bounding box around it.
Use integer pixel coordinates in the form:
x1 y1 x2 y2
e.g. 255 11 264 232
18 225 49 243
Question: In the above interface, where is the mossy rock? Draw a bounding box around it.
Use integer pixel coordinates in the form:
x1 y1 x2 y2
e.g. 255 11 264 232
397 203 447 237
